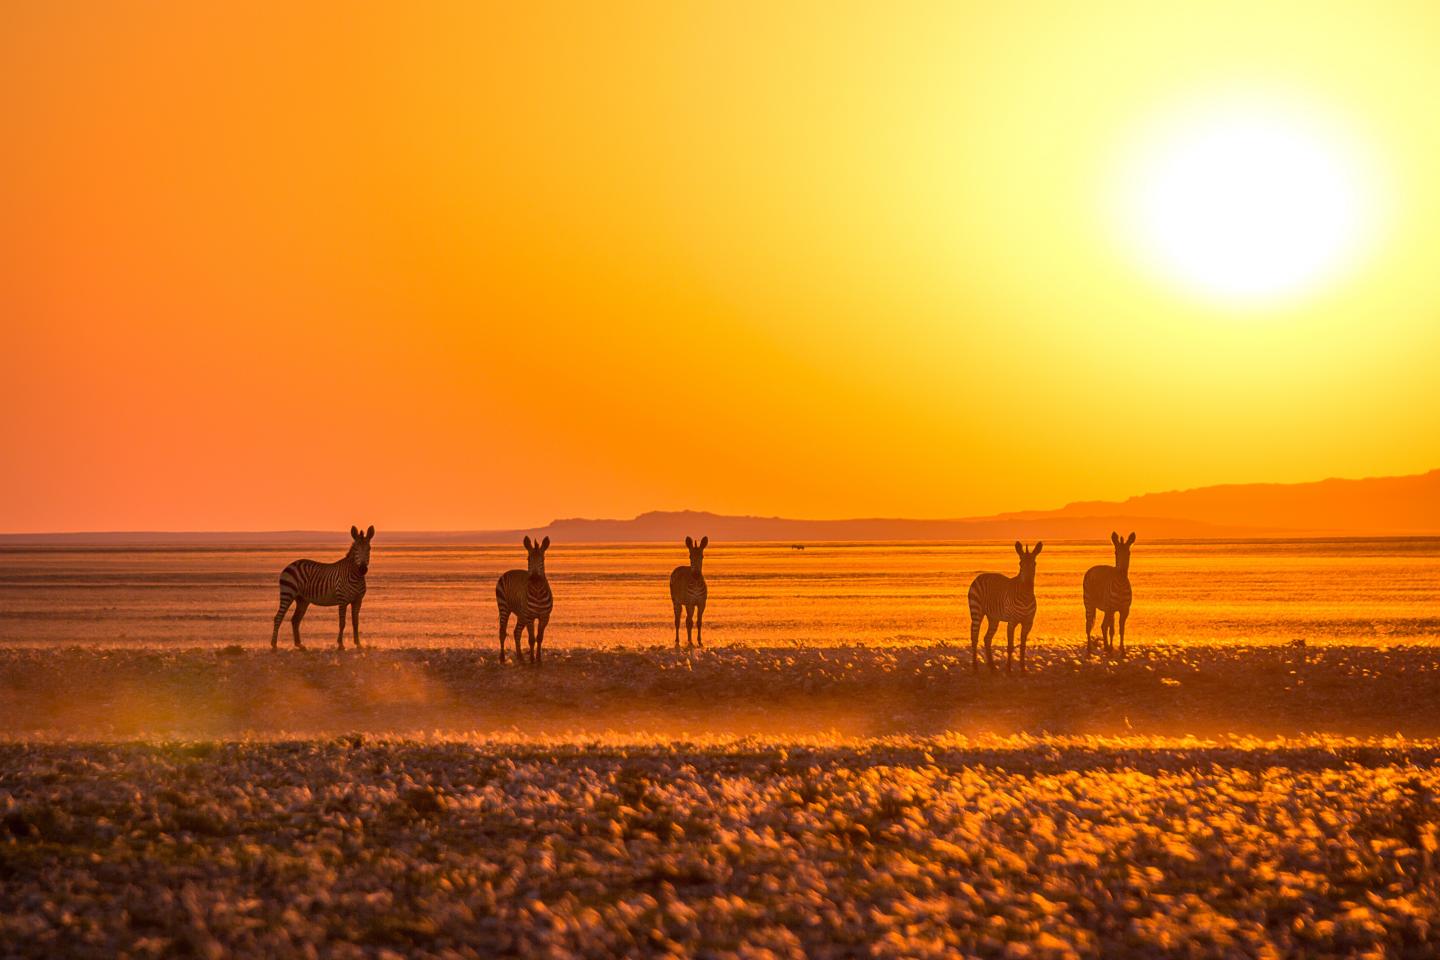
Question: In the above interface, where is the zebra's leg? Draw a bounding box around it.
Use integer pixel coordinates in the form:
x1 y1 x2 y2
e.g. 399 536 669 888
970 614 981 672
272 593 293 650
336 604 347 650
982 617 1000 672
673 603 682 648
291 599 310 649
1004 621 1016 673
351 600 362 649
1019 620 1032 673
525 620 536 664
535 616 548 664
684 606 695 649
1084 604 1096 660
513 620 525 662
1118 606 1129 659
498 606 510 663
1102 611 1115 655
695 603 705 648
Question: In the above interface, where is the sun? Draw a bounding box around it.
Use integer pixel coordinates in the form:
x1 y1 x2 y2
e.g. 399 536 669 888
1115 96 1382 307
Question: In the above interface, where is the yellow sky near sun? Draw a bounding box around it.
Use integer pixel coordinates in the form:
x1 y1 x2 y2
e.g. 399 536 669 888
1 1 1437 531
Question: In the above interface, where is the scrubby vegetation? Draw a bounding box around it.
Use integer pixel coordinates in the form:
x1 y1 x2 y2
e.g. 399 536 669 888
4 737 1440 957
4 644 1440 739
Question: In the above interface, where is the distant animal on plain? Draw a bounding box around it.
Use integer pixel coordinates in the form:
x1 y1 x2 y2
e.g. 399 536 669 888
496 536 553 664
271 525 374 651
792 544 805 551
1085 531 1135 659
670 536 708 648
968 541 1042 672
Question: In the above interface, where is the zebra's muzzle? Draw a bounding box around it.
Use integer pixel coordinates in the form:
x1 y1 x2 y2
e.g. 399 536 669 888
356 564 368 575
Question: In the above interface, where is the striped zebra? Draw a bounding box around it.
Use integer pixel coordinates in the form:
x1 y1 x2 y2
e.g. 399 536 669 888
496 536 553 664
1084 531 1135 659
669 536 708 648
271 525 373 651
968 541 1042 672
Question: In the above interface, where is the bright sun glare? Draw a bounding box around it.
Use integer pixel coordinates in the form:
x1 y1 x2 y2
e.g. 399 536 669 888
1118 97 1381 307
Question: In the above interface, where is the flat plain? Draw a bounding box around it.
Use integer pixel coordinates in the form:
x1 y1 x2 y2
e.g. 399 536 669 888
2 539 1439 957
1 538 1436 649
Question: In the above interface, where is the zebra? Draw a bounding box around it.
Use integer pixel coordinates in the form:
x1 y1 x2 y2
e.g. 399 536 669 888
496 535 553 664
968 541 1042 672
670 536 708 648
1084 531 1135 659
271 525 373 651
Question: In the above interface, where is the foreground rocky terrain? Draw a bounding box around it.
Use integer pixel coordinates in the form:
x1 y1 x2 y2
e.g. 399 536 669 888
6 645 1440 957
4 737 1440 958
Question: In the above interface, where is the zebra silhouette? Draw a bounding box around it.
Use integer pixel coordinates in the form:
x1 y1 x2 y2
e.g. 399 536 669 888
670 536 708 648
967 541 1042 672
496 536 553 664
271 525 373 650
1085 531 1135 659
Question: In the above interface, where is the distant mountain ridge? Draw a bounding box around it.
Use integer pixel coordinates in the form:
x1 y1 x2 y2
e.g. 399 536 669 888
4 470 1436 544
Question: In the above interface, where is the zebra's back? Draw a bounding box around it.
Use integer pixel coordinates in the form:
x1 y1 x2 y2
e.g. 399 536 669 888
280 558 363 606
497 569 553 622
670 567 706 607
967 572 1035 623
1084 565 1131 612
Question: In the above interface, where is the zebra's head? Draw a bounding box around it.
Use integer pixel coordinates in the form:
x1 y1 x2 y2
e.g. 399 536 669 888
1013 540 1042 583
1110 531 1136 572
523 535 550 576
349 525 374 574
684 535 708 572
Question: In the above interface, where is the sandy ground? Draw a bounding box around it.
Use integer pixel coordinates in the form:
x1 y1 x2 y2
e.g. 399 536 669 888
4 643 1440 739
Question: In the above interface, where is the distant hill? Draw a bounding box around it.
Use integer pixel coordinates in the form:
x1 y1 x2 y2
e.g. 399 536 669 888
3 470 1436 544
994 469 1440 537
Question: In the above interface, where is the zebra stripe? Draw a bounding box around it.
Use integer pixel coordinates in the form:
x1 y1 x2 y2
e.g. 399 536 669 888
669 535 708 648
497 536 553 664
1084 531 1135 659
271 525 373 650
967 541 1042 673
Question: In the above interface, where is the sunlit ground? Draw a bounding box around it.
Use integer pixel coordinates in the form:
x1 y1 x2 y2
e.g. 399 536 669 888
5 735 1440 957
3 542 1439 956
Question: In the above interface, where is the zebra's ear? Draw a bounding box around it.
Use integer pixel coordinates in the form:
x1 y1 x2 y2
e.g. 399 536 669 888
1126 532 1136 545
351 525 360 540
366 525 375 541
541 536 550 551
1014 540 1024 557
1032 541 1043 555
685 536 694 549
524 536 532 550
699 536 708 549
1111 531 1121 546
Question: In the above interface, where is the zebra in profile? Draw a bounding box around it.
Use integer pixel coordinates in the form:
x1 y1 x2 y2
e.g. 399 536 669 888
968 541 1042 672
670 536 708 648
1085 531 1135 659
271 525 374 651
496 536 553 664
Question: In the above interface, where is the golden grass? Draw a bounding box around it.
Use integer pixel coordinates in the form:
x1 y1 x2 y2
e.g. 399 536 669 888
4 737 1440 957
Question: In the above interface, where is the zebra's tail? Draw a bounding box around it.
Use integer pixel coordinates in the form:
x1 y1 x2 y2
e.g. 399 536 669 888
496 580 511 642
272 568 297 647
966 583 985 623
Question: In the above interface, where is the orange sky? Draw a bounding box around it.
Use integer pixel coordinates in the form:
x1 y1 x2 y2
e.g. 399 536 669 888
3 2 1438 532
